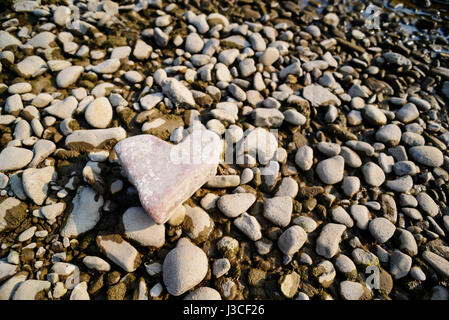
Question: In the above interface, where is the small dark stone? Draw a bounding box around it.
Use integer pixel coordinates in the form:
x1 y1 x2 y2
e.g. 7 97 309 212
107 282 127 300
107 271 121 286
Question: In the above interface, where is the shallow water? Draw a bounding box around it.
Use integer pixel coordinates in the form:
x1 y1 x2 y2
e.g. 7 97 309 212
301 0 449 53
389 0 448 16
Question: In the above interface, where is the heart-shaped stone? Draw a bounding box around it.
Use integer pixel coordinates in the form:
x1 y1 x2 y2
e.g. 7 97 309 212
115 128 221 224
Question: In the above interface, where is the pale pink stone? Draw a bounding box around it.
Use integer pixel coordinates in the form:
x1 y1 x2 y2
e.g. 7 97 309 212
115 129 221 224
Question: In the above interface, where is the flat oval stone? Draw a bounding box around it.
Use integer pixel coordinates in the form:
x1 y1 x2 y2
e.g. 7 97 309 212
263 196 293 227
12 280 50 300
233 212 262 241
259 47 279 66
56 66 84 88
422 251 449 278
303 84 341 107
335 255 357 277
45 96 78 119
275 177 298 198
317 142 341 157
0 261 18 282
316 223 346 258
278 225 307 256
341 176 360 197
409 146 444 167
26 32 55 49
283 109 306 126
340 146 362 168
385 175 413 193
140 93 164 110
0 31 21 49
205 175 240 188
369 218 396 243
389 250 412 280
295 145 314 171
83 256 111 272
162 240 208 296
16 55 47 78
416 192 439 217
65 127 126 149
217 193 256 218
96 234 141 272
184 206 214 242
8 82 32 94
251 108 284 127
85 97 113 129
0 272 28 300
350 205 370 230
70 282 90 300
340 281 370 300
361 162 385 187
316 155 345 185
376 124 401 146
362 105 387 126
92 58 120 74
22 166 56 205
396 103 419 123
236 127 278 165
162 77 195 107
0 147 33 172
331 206 354 228
122 207 165 248
184 287 221 300
61 186 103 237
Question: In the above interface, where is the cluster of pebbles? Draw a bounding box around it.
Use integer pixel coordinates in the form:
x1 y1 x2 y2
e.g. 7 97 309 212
0 0 449 300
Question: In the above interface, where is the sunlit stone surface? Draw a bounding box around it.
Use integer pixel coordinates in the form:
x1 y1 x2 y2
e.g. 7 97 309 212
115 128 222 224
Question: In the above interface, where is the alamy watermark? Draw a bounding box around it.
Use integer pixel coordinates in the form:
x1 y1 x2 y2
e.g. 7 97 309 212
169 123 279 176
365 265 380 290
66 0 101 30
363 4 382 30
